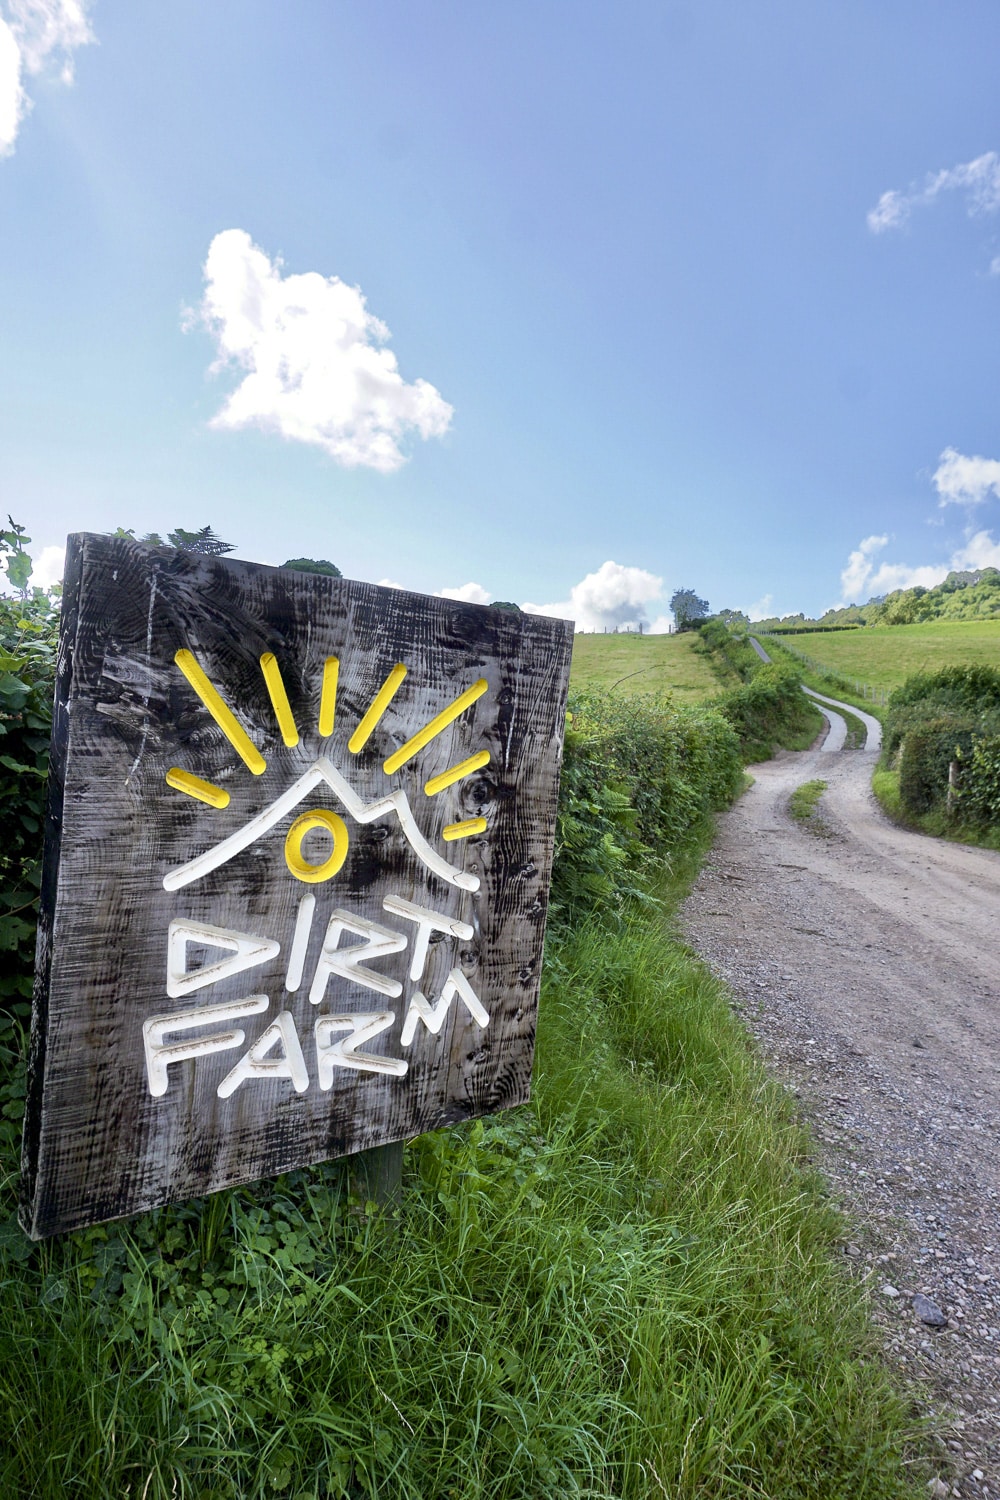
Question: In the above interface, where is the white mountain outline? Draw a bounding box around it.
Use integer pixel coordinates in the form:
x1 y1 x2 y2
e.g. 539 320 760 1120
163 757 481 894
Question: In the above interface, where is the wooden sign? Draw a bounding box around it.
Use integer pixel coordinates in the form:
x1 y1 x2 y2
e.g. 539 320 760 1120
21 534 572 1238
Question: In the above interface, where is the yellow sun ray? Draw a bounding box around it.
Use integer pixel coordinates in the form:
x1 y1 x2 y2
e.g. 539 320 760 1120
383 678 489 776
259 653 299 748
424 749 491 797
349 663 408 753
174 649 267 775
165 768 230 809
318 656 339 738
442 817 487 841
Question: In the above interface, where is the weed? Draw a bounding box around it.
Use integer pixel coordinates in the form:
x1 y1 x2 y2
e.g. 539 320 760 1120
788 779 830 834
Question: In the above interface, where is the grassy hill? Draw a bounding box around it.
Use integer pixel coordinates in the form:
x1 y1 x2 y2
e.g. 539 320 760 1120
759 619 1000 695
570 631 720 700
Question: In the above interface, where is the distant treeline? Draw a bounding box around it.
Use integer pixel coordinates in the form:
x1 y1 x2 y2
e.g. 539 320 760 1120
752 566 1000 631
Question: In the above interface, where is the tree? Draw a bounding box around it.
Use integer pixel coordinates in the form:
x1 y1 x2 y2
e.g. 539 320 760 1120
670 587 710 631
489 600 521 613
281 558 343 578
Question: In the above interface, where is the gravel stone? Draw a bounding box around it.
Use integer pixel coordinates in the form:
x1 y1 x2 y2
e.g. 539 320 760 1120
916 1294 950 1328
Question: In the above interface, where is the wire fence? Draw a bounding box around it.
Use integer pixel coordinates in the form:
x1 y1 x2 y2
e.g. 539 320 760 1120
753 632 890 707
577 624 675 634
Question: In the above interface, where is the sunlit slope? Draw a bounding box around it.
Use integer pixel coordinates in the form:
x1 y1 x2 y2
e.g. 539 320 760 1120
570 632 720 700
769 620 1000 693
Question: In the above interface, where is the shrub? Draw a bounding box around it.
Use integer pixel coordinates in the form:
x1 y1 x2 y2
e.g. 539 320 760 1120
889 663 1000 715
958 734 1000 827
697 620 760 682
552 690 742 922
715 663 815 760
897 716 977 815
884 666 1000 826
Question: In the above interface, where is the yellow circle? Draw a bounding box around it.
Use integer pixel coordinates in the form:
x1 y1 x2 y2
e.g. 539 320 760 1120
284 809 350 884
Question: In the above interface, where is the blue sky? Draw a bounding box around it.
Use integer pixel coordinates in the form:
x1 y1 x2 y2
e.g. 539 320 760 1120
3 1 1000 628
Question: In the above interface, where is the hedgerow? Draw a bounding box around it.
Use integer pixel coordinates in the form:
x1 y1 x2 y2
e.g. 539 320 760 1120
552 689 741 920
883 666 1000 827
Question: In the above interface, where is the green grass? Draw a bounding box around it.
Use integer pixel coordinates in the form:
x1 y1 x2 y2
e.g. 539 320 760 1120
807 696 869 748
757 638 886 729
832 704 871 748
872 765 1000 853
872 766 905 822
570 631 721 701
789 778 828 825
0 872 935 1498
766 620 1000 697
779 700 826 752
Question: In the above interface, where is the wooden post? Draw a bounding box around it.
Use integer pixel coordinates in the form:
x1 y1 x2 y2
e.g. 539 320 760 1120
349 1140 404 1210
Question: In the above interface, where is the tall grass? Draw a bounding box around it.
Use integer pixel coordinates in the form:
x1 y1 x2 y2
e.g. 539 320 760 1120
0 885 930 1498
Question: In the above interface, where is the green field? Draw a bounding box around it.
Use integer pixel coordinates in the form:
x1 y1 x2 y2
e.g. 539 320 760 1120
770 619 1000 693
570 631 721 699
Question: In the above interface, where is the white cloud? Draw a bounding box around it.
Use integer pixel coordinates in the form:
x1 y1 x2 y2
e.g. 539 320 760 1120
866 189 909 234
522 560 663 633
747 593 773 622
837 530 1000 606
950 530 1000 571
837 447 1000 605
991 256 1000 277
0 1 93 156
32 542 64 587
840 534 888 602
436 581 491 605
194 229 454 472
0 539 64 594
376 577 406 590
864 560 950 595
932 446 1000 507
867 152 1000 236
0 20 24 153
647 614 674 634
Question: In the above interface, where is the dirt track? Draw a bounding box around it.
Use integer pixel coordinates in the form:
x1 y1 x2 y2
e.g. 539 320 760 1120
681 705 1000 1495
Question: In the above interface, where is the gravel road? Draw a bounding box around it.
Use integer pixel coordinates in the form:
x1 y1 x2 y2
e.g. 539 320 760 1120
680 701 1000 1496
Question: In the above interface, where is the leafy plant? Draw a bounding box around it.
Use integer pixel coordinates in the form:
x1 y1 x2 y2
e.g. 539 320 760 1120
957 734 1000 826
0 517 33 596
552 689 741 922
